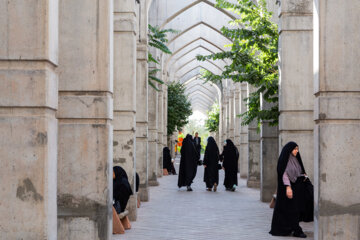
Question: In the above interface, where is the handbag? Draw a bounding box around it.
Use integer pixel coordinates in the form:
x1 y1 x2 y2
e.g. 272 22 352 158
113 199 122 214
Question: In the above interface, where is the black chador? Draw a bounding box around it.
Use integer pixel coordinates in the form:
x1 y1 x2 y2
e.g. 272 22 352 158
203 136 220 190
113 166 133 213
269 141 313 237
178 134 199 191
163 147 176 174
220 139 239 191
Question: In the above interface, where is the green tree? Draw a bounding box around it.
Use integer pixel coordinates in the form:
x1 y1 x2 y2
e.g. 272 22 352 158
197 0 279 126
148 24 177 90
167 82 193 136
205 103 220 132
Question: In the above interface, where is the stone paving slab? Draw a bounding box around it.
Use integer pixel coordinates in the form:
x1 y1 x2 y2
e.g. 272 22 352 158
114 156 313 240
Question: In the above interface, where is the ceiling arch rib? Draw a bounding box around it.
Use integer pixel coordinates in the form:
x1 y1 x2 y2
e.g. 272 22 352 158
175 59 223 77
170 45 227 67
175 61 222 81
189 94 213 104
168 22 232 45
185 84 218 103
187 90 215 103
185 83 218 99
159 0 236 30
184 79 218 93
170 48 226 75
165 37 231 72
190 98 211 109
182 71 222 102
167 24 232 59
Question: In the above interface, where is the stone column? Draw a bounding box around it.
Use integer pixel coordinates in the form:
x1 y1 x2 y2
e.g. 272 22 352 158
163 83 168 149
113 0 138 221
234 84 241 157
233 85 241 173
157 83 164 177
229 91 235 140
239 82 249 178
135 0 149 202
148 67 159 186
314 1 360 239
0 2 58 238
247 85 260 188
260 98 278 202
57 1 113 239
278 0 314 180
222 97 228 141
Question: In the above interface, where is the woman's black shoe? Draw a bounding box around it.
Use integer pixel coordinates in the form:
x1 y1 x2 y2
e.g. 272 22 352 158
293 231 307 238
187 186 193 191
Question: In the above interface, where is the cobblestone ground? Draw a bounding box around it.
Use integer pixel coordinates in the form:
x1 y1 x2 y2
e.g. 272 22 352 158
114 156 313 240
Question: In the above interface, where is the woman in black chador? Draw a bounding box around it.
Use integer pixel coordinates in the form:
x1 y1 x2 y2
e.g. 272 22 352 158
163 146 176 175
178 134 199 191
220 139 239 191
113 166 133 213
203 136 220 191
269 141 314 238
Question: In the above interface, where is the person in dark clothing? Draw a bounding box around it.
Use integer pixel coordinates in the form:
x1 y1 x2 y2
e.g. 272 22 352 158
135 172 139 193
193 132 202 154
203 136 220 191
220 139 239 191
113 166 133 213
163 146 177 175
269 141 313 238
177 134 199 191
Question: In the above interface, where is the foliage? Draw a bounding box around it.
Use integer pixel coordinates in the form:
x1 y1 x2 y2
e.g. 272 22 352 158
205 103 220 132
148 24 178 90
196 0 279 126
167 82 193 136
184 118 209 154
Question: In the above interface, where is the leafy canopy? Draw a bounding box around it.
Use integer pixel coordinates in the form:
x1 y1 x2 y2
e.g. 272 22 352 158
197 0 279 126
148 24 178 90
167 82 193 136
205 103 220 132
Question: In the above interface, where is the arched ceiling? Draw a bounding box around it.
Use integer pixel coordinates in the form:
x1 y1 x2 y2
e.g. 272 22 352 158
149 0 235 114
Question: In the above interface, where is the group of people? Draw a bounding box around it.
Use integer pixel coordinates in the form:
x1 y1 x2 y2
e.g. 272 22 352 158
177 132 239 193
113 135 314 238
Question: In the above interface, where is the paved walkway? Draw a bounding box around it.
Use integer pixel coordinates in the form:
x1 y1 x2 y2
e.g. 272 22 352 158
114 156 313 240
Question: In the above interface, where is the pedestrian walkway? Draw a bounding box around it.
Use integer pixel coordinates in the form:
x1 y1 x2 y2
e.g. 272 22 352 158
114 156 313 240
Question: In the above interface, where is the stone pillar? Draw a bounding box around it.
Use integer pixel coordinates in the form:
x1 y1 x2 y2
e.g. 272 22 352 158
314 1 360 239
135 0 149 202
163 83 168 149
239 82 249 178
57 1 113 239
229 91 235 140
221 97 228 142
260 99 278 202
113 0 138 221
278 0 314 180
0 1 58 238
157 83 164 177
247 85 260 188
148 69 159 186
234 85 241 159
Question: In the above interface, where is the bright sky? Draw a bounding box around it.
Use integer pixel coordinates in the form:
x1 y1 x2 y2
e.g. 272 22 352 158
188 110 207 125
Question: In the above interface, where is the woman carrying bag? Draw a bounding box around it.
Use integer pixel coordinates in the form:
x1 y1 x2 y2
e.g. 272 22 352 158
269 141 313 238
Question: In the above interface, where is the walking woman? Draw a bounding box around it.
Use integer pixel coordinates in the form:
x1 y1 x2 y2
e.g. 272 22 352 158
269 141 313 238
178 134 199 191
203 136 220 191
220 139 239 191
